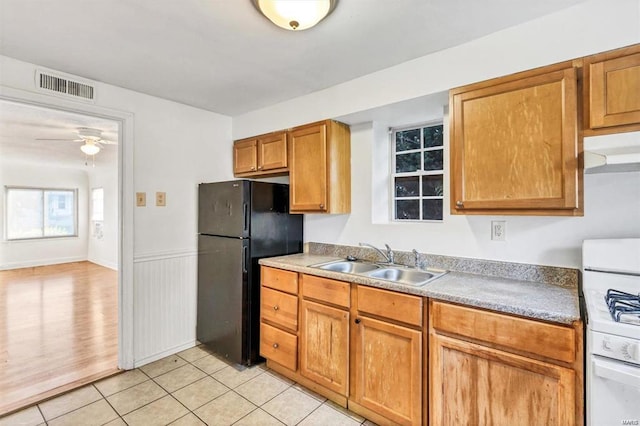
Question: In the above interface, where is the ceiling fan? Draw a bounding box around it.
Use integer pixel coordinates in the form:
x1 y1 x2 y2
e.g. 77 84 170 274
37 127 118 156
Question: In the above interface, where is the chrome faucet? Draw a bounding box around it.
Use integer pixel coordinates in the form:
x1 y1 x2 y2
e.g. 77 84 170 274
412 249 420 268
359 242 394 264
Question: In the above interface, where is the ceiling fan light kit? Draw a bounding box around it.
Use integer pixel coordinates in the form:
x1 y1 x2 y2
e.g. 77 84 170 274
80 141 100 156
252 0 337 31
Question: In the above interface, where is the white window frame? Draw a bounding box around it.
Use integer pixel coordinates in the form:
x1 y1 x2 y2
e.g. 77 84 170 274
391 121 444 222
5 186 78 241
91 187 104 239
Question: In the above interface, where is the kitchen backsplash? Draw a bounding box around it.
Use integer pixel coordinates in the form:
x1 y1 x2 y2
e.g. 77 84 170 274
307 242 578 289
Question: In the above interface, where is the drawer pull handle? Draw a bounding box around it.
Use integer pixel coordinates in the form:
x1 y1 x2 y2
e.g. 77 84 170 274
273 305 279 311
273 343 279 349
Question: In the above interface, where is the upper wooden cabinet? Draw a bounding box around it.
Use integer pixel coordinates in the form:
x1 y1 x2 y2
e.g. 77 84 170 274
233 131 288 176
450 63 582 216
583 43 640 135
289 120 351 214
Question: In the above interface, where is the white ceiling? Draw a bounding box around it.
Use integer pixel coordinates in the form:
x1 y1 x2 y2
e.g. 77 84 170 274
0 0 586 169
0 100 118 170
0 0 585 116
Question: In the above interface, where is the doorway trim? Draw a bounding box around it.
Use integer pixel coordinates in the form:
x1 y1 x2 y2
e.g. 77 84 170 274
0 85 135 369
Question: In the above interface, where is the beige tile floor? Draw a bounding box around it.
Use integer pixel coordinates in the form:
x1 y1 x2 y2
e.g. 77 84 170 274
0 345 377 426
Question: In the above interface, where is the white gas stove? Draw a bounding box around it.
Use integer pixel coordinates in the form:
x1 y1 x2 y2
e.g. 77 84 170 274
583 239 640 426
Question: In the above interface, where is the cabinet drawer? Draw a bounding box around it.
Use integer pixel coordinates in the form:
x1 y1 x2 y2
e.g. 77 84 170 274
357 285 423 327
430 301 576 363
261 266 298 294
301 274 350 308
261 287 298 332
260 322 297 371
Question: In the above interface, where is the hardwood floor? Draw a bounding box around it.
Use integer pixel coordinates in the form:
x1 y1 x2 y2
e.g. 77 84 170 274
0 261 118 415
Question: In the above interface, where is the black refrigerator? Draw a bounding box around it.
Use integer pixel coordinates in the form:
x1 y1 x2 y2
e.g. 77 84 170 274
197 180 303 366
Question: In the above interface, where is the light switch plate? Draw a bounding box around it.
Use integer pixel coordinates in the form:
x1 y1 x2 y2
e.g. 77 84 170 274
156 192 166 207
136 192 146 207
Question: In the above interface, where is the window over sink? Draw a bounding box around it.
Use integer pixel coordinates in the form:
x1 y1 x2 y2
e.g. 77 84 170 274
391 122 444 221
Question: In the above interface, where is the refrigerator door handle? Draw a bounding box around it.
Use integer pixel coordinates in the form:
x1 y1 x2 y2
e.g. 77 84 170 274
243 203 248 232
242 245 248 273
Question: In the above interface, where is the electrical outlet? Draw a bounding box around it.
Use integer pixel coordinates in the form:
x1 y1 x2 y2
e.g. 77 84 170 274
136 192 146 207
156 192 166 207
491 220 506 241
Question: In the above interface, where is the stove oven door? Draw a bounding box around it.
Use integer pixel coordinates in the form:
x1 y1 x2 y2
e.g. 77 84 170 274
588 355 640 425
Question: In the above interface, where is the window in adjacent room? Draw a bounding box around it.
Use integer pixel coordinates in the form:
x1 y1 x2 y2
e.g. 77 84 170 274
6 187 78 240
91 187 104 240
391 123 444 221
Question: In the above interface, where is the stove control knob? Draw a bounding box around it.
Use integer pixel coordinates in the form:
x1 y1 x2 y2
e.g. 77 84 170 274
623 343 640 363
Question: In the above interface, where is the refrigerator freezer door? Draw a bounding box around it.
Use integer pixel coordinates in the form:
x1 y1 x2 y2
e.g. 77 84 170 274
198 181 250 238
197 235 251 365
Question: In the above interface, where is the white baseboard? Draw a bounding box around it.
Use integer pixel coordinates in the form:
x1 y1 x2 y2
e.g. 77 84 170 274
0 256 87 271
88 257 118 270
133 340 196 368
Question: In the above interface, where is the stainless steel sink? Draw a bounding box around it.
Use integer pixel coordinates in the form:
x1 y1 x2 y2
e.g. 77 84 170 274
310 259 447 287
364 267 446 287
311 260 382 274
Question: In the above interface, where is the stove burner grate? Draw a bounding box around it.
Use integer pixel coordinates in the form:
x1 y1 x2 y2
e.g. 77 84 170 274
605 289 640 324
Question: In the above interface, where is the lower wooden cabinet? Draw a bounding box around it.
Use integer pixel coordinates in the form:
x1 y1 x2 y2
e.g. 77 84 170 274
429 300 583 426
352 316 422 426
299 299 349 396
430 333 575 426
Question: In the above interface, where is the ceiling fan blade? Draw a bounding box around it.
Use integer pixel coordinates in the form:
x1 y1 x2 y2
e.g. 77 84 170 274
36 138 84 142
98 139 118 145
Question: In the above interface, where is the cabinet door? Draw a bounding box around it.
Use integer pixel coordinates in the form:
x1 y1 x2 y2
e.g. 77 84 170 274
289 122 328 212
299 300 349 396
258 132 288 171
353 316 422 426
450 67 580 215
588 48 640 130
233 139 258 174
430 333 576 426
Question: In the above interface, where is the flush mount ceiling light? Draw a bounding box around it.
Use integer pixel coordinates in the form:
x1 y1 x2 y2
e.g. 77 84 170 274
252 0 338 31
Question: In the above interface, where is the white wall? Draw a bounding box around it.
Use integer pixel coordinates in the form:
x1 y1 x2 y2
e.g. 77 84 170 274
233 0 640 138
0 161 89 269
233 0 640 269
87 166 118 270
0 55 234 365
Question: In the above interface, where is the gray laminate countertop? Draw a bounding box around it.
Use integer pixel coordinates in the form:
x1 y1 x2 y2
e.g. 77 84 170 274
259 253 581 325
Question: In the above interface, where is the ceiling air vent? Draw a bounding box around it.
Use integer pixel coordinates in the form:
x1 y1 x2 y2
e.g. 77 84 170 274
35 70 96 102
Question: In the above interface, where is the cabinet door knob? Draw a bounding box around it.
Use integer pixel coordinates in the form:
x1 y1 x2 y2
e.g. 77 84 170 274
258 166 263 170
354 318 361 324
250 166 256 171
273 305 279 311
272 343 279 349
456 201 464 207
319 203 325 209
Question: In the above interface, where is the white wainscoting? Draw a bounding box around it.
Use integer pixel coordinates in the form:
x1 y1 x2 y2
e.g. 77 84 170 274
133 249 198 367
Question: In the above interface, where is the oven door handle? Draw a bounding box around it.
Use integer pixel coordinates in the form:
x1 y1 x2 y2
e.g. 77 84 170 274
593 357 640 388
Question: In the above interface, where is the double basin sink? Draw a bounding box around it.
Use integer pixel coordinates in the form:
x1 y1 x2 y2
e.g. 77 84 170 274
310 259 447 287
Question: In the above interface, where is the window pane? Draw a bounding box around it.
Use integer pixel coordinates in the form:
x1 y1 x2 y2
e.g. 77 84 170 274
395 176 419 197
423 150 443 171
92 188 104 221
7 189 43 239
395 129 421 152
422 199 443 221
44 190 75 236
396 152 421 173
422 175 444 196
395 200 420 220
423 125 443 148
